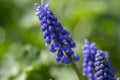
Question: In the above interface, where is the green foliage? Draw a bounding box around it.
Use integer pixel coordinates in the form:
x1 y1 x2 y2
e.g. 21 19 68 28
0 0 120 80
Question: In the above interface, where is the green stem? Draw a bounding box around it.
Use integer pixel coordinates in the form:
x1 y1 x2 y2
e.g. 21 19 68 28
69 57 81 80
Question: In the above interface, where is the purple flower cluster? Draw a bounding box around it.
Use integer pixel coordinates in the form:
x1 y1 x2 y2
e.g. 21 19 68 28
82 39 97 80
34 0 79 65
82 39 117 80
34 1 119 79
95 50 115 80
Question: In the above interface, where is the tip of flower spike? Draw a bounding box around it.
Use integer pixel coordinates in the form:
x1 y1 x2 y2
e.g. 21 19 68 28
90 42 96 48
41 0 45 7
34 3 40 8
35 0 50 9
45 4 50 9
84 39 89 44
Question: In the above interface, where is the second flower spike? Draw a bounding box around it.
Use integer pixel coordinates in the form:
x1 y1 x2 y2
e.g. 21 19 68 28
82 39 97 80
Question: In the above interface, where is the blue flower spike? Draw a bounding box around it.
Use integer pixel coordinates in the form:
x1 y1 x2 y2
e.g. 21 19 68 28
95 50 115 80
82 39 97 80
34 0 80 64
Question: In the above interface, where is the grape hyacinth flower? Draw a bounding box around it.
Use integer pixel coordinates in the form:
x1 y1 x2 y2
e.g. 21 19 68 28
82 39 97 80
34 0 79 65
95 50 115 80
82 39 90 75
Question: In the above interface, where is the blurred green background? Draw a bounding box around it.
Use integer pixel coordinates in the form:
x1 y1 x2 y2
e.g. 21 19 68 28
0 0 120 80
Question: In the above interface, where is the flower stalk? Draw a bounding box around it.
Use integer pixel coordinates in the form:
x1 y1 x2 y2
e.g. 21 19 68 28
69 56 81 80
